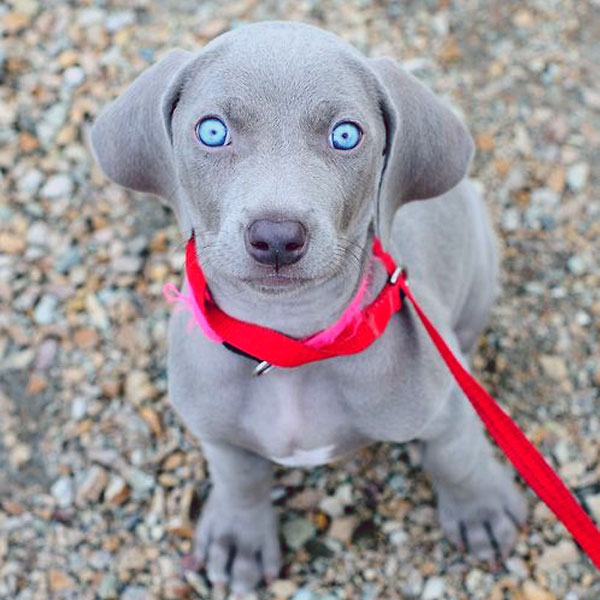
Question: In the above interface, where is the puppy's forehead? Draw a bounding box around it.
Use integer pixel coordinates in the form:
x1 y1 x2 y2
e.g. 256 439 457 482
185 23 376 113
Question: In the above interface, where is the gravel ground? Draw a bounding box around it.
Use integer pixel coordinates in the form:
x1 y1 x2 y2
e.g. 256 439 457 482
1 1 600 599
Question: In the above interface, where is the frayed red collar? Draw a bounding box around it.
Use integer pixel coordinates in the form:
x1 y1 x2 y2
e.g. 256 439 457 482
164 236 406 371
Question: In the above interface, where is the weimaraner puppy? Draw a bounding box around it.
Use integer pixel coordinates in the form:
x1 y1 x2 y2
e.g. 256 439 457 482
91 21 527 594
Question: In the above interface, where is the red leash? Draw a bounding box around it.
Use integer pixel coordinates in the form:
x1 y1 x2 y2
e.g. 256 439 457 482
398 277 600 569
177 235 600 568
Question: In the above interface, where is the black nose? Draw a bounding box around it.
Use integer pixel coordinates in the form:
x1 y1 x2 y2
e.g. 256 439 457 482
245 219 308 267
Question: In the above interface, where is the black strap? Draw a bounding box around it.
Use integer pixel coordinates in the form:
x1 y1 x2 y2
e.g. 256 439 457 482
222 341 262 363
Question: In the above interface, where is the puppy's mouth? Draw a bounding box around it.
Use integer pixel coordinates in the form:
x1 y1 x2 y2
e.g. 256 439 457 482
241 272 312 293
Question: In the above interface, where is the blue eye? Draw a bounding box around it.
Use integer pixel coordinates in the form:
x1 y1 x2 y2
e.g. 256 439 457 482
196 117 228 147
330 121 362 150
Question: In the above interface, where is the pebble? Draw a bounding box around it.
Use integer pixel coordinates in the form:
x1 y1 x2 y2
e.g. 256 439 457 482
76 465 108 504
539 355 568 381
64 66 85 87
124 468 155 496
328 516 357 544
98 574 119 600
422 576 445 600
18 169 44 195
538 540 579 570
113 256 143 274
522 580 556 600
105 10 135 32
318 495 344 518
51 476 74 508
270 579 298 598
104 474 130 505
292 590 317 600
121 587 148 600
566 162 589 191
282 518 316 550
567 254 587 275
585 494 600 522
70 396 87 420
33 294 58 325
41 174 74 199
55 246 82 273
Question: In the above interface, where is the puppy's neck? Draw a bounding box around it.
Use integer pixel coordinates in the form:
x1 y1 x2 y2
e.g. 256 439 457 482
205 255 389 339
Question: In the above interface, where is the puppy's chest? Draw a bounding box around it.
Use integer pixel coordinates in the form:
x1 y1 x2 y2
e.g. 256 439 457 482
241 370 370 468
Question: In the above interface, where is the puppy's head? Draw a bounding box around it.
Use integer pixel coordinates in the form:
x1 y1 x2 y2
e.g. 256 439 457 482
92 22 473 298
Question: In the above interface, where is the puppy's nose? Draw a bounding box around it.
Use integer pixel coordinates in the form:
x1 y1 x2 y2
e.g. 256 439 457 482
245 219 308 267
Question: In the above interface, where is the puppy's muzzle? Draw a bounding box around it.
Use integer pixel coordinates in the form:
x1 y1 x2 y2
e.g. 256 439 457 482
245 219 308 267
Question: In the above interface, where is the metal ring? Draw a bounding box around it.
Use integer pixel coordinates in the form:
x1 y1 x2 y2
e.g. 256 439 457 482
252 361 274 377
389 265 408 285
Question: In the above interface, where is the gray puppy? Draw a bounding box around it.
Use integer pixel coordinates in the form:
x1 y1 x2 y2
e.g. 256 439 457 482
91 21 526 593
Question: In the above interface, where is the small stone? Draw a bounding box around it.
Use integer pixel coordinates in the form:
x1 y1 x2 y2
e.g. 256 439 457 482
183 571 209 597
125 370 155 404
13 0 39 17
18 169 44 195
98 574 119 600
26 373 47 394
64 66 85 87
292 590 317 600
74 327 99 350
566 162 589 191
41 174 73 198
56 247 82 273
51 476 74 508
501 208 520 231
162 452 184 471
33 294 58 325
105 474 130 505
319 495 344 518
71 396 87 420
422 576 445 600
10 443 31 466
121 587 148 600
113 256 143 274
586 494 600 522
125 468 155 495
567 254 587 276
34 338 59 370
48 569 75 592
539 355 568 381
270 579 298 598
475 131 495 152
86 294 110 330
538 540 579 570
0 232 25 254
521 580 556 600
505 556 529 579
139 406 162 437
282 518 316 550
167 516 194 539
328 516 357 544
26 221 50 247
105 10 135 32
76 465 108 504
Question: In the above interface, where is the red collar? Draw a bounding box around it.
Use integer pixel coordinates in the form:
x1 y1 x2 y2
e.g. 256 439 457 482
182 236 406 369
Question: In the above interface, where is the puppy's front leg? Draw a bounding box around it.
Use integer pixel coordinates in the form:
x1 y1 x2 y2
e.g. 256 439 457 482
419 385 527 561
193 442 281 593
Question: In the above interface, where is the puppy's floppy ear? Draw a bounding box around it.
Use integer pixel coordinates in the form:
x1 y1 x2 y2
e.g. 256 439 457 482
370 57 475 244
91 49 194 198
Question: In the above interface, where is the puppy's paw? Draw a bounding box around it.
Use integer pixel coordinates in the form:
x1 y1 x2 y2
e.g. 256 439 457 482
189 492 281 594
437 468 527 562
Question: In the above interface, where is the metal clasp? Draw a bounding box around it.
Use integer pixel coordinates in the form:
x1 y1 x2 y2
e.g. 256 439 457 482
389 265 408 285
252 361 274 377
